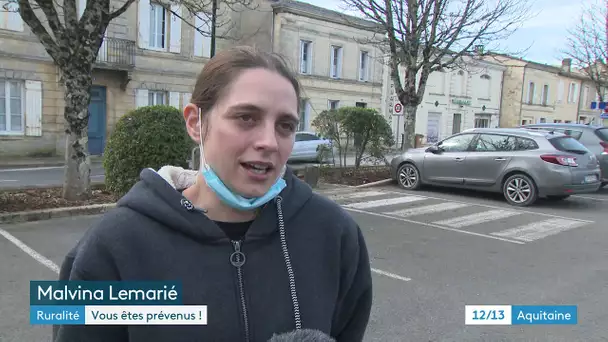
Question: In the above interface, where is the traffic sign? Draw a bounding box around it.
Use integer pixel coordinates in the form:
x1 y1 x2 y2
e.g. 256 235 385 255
394 103 402 113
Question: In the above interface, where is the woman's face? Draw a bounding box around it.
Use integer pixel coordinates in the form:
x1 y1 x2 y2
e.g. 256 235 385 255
189 68 299 198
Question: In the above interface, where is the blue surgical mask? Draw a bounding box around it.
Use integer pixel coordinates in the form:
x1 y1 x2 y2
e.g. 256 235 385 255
198 115 287 211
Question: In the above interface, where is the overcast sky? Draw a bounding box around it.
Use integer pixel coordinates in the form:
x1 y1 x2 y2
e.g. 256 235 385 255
300 0 588 67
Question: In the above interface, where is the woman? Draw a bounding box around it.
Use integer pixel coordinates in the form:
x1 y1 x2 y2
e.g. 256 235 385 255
53 46 373 342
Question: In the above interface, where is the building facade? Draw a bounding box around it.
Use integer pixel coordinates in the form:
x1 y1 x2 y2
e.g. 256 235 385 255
496 56 586 128
270 0 385 131
381 56 506 146
577 79 608 126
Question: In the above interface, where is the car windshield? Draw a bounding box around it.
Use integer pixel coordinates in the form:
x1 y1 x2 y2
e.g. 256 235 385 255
548 136 589 155
595 128 608 141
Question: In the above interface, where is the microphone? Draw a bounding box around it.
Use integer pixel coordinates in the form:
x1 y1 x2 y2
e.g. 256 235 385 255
267 328 336 342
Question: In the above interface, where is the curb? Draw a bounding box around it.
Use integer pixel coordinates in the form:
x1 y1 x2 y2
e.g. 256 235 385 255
353 178 394 188
0 161 103 170
0 203 116 225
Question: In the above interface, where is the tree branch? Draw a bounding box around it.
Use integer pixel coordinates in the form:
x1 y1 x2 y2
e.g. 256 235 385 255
16 0 60 61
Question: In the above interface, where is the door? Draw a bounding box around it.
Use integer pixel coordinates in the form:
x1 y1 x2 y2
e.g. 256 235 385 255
464 133 515 187
426 113 441 144
452 113 462 134
422 133 476 184
88 85 107 155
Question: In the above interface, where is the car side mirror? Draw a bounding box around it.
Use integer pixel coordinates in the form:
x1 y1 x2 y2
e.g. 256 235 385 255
426 145 441 154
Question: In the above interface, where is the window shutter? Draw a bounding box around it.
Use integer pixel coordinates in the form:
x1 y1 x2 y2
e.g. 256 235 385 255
300 42 306 73
169 91 180 108
137 0 150 49
182 92 191 107
337 48 343 78
557 80 564 102
169 4 182 53
136 89 149 107
77 0 86 19
329 47 335 77
7 1 24 31
25 80 42 137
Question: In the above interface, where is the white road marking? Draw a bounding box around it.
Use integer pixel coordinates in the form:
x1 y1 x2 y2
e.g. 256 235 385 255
0 179 18 182
344 207 526 245
385 202 470 217
371 268 411 282
571 195 608 202
433 209 521 228
0 166 63 172
343 196 427 209
380 189 594 223
0 227 60 274
328 190 387 200
491 218 590 242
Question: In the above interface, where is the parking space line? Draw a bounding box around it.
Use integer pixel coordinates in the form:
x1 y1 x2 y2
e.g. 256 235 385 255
491 218 590 242
380 189 594 223
0 227 60 274
371 268 411 282
343 196 427 209
344 207 526 245
384 202 470 217
433 209 521 228
328 190 387 200
571 195 608 201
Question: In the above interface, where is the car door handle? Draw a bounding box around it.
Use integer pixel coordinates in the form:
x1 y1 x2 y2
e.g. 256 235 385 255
454 157 465 161
494 157 507 161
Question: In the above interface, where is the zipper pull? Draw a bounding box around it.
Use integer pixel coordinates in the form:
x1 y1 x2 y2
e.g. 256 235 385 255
230 240 246 267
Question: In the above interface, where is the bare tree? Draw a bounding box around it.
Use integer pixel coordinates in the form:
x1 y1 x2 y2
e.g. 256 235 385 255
5 0 257 201
563 0 608 102
341 0 533 149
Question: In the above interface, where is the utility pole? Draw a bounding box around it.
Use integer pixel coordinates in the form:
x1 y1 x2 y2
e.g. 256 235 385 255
210 0 217 57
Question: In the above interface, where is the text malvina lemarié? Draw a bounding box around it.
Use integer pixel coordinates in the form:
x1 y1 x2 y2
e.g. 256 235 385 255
37 284 179 302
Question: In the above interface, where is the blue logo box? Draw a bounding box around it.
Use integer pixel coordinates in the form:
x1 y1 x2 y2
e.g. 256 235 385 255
511 305 577 325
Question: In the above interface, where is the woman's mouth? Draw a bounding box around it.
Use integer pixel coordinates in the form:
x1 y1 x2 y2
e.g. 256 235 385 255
241 162 273 175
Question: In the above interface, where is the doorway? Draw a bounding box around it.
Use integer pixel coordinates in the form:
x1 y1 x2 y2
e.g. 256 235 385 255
452 113 462 134
88 85 107 155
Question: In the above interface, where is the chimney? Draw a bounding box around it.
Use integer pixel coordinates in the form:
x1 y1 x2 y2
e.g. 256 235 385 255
561 58 572 72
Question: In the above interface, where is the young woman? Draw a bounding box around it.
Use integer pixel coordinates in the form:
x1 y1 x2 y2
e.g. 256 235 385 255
53 46 373 342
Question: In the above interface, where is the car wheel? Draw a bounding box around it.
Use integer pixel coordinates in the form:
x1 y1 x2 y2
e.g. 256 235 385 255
546 195 570 201
502 173 538 207
397 163 421 190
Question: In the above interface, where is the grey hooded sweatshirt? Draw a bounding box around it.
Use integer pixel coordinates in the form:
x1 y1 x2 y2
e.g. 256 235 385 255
52 166 373 342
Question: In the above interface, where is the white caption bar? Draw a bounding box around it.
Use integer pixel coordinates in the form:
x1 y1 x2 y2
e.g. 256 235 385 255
85 305 207 325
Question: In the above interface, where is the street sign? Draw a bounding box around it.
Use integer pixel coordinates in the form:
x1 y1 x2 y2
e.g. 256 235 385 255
394 103 402 113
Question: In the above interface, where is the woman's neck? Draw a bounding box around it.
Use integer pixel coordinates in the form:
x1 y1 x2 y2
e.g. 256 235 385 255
182 173 257 222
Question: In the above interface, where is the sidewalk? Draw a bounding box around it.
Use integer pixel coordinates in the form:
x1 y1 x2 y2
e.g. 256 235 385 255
0 156 103 169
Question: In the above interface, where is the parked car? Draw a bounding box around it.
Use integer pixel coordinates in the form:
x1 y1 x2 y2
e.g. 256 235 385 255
288 131 336 163
520 123 608 188
390 128 602 206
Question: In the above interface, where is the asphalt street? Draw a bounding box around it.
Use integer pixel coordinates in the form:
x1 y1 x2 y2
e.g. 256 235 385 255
0 185 607 341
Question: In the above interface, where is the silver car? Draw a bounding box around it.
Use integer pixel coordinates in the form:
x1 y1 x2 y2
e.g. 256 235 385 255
521 123 608 188
288 131 335 163
390 128 602 206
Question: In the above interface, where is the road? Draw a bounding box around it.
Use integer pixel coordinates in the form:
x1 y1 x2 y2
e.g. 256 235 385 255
0 154 397 190
0 184 607 341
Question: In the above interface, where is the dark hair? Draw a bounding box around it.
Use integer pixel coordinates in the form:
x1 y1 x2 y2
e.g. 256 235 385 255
191 46 301 123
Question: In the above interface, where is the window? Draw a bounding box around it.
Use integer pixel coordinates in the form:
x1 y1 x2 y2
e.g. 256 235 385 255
0 79 23 133
473 134 516 152
548 136 588 154
452 113 462 134
355 102 367 108
437 133 475 152
515 137 538 150
0 1 23 31
474 114 490 128
480 74 491 99
299 98 310 131
328 100 340 110
295 133 319 142
300 40 312 74
527 82 535 104
453 70 466 96
330 45 343 78
594 128 608 141
149 3 167 49
359 51 369 81
568 82 577 103
541 84 549 105
148 90 166 105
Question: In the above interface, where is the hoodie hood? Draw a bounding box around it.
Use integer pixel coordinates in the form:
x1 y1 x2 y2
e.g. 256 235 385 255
116 165 314 243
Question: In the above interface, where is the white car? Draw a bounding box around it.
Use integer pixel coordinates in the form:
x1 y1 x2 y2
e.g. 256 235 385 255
289 131 336 163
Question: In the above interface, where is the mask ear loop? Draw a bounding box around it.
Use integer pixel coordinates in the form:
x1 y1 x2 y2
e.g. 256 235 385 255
198 107 208 171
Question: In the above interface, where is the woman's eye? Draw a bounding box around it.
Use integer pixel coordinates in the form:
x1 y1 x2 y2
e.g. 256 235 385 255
239 114 253 122
279 122 296 132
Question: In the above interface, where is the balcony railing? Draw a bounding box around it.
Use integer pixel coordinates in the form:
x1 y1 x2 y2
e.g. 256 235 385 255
95 37 135 69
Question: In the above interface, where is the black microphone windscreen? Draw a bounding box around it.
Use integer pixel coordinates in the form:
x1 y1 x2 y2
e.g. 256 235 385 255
267 329 336 342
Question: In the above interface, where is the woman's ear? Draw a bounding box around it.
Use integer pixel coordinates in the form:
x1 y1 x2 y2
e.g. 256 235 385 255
184 103 202 143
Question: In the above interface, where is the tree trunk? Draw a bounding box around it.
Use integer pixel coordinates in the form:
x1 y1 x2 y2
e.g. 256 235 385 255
61 70 93 201
401 105 418 150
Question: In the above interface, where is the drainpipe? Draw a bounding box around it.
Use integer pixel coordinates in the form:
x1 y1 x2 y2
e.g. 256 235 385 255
497 66 505 127
519 64 527 125
576 78 583 123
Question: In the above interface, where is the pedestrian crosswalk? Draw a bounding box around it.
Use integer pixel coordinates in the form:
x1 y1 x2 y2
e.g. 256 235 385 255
324 189 594 244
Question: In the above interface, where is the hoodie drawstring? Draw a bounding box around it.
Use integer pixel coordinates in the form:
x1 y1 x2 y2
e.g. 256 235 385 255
275 195 302 330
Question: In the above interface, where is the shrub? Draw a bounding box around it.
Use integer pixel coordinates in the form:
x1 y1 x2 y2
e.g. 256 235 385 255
103 105 194 197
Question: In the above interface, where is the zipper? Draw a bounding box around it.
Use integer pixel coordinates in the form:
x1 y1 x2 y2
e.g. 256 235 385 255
230 240 250 342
